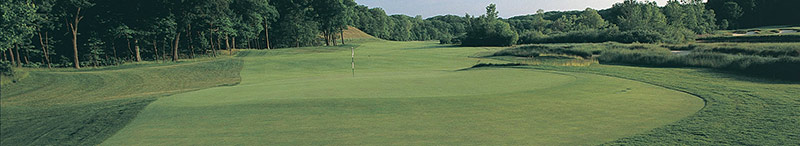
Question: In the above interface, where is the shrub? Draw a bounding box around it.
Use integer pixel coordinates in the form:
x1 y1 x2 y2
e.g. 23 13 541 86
462 19 519 46
598 49 676 66
0 61 14 76
693 43 800 57
698 34 800 43
518 27 694 44
494 45 599 59
493 49 541 58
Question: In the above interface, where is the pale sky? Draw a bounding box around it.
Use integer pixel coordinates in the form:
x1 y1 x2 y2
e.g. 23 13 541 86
355 0 670 18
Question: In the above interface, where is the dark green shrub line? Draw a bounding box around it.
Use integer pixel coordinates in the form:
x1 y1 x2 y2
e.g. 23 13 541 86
663 43 800 57
519 27 696 44
698 34 800 43
493 43 668 59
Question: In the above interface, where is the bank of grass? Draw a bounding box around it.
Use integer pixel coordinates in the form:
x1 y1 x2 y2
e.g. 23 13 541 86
0 57 243 145
498 64 800 145
598 49 800 81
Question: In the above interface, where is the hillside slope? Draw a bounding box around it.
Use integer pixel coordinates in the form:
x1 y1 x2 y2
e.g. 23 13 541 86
0 58 243 145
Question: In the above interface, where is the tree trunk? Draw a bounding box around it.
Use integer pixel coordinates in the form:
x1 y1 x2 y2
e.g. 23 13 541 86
225 35 231 55
2 48 7 61
8 47 16 66
232 37 236 50
71 31 79 69
332 34 338 46
210 32 217 57
341 28 345 45
189 31 195 58
161 40 166 63
209 32 214 55
188 24 194 59
24 54 30 65
15 45 22 67
153 39 159 62
173 32 180 62
23 47 30 65
217 37 222 54
69 7 83 69
38 32 52 68
45 32 52 67
264 22 271 50
126 38 133 60
135 39 142 62
112 42 117 58
324 31 330 46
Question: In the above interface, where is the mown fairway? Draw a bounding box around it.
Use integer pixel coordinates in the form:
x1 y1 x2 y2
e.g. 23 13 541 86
102 41 702 145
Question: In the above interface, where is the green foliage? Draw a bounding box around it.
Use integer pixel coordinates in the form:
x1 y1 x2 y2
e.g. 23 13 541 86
84 37 106 67
0 0 39 51
610 0 668 31
461 4 518 46
707 0 800 28
0 61 13 76
663 0 717 34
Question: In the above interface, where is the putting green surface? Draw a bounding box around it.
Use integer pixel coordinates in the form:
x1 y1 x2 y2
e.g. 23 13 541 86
103 41 703 145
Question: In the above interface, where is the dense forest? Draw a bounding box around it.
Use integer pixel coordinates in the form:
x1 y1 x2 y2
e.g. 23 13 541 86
1 0 798 69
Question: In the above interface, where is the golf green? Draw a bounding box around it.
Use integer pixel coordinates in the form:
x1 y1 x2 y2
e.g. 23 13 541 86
103 41 703 145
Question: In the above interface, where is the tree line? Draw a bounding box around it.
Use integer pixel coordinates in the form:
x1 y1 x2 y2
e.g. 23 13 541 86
2 0 797 69
2 0 352 69
350 0 796 45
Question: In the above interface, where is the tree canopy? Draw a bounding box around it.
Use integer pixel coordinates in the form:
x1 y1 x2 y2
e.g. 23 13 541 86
1 0 796 69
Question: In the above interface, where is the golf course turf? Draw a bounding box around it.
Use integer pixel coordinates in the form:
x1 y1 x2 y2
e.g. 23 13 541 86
100 41 703 145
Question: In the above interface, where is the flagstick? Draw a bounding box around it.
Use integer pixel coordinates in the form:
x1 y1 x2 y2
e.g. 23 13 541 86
351 47 355 77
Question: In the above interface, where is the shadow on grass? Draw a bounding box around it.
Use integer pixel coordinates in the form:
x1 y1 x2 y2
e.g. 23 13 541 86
599 62 800 84
403 44 461 50
1 97 156 146
456 63 526 71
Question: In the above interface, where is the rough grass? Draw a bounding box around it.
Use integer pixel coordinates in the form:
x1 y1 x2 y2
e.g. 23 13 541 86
342 26 379 40
667 43 800 57
698 33 800 43
0 58 244 145
493 43 800 81
501 64 800 145
102 41 701 145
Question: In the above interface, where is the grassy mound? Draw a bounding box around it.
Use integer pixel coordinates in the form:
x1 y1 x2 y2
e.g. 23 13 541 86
342 26 377 40
0 58 243 145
